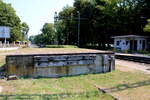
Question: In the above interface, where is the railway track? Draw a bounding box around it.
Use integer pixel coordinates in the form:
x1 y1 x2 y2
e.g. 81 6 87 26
115 53 150 64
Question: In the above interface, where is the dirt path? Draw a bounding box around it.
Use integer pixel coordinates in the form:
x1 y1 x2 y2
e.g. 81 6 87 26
116 59 150 74
0 86 2 93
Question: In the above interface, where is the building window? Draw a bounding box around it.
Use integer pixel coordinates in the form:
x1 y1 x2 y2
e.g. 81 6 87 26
140 40 142 44
126 41 129 45
116 41 120 46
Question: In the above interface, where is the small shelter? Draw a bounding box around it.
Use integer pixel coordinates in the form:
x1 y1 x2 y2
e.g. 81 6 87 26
112 35 148 51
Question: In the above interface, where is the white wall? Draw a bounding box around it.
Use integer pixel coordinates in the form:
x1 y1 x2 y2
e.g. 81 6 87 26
137 39 147 50
114 38 129 50
114 38 147 51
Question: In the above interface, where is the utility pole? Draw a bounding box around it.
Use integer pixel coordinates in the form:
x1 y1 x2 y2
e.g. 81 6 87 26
4 6 7 48
54 11 84 46
77 11 80 47
4 27 6 47
54 12 58 45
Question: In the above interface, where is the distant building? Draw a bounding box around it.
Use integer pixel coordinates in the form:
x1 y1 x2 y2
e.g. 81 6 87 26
112 35 148 51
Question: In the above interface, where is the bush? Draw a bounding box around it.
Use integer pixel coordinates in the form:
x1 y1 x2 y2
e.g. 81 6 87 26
137 50 149 54
45 45 78 48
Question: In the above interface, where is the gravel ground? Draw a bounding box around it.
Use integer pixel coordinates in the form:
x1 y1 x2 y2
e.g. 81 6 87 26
116 59 150 74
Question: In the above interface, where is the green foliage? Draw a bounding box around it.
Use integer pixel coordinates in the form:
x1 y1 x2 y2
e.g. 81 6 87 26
41 23 56 44
45 45 78 48
32 23 56 45
0 65 149 99
31 0 150 47
11 26 23 41
33 34 44 45
52 0 150 48
55 21 66 44
57 6 75 45
144 19 150 32
29 35 35 43
22 22 29 40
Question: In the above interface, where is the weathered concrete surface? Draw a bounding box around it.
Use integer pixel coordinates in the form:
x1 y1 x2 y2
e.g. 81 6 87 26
6 56 34 76
6 52 115 78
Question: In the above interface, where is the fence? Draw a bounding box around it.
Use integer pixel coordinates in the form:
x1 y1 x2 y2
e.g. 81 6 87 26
0 41 28 48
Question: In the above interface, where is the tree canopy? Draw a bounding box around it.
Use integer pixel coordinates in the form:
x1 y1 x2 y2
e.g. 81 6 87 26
144 19 150 32
0 0 29 42
31 0 150 48
33 23 56 45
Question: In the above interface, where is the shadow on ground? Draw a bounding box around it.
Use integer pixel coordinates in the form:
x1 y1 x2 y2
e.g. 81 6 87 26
104 80 150 93
0 64 6 78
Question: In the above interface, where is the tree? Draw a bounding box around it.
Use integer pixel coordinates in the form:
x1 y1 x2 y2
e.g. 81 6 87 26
55 21 66 45
29 35 35 43
144 19 150 32
0 0 28 42
32 0 150 47
22 22 29 40
11 26 23 41
41 23 56 44
32 23 56 45
58 6 75 45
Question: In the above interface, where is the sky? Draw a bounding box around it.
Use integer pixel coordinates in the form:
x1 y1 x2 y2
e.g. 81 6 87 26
3 0 74 37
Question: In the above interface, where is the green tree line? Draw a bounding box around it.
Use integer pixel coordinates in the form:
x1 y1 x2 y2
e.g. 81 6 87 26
0 0 29 42
31 0 150 49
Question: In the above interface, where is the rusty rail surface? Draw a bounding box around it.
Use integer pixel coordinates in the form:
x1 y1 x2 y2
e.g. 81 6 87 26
115 53 150 64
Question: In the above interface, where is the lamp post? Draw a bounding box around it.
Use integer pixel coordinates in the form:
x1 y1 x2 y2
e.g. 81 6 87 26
4 27 7 47
54 11 81 46
4 6 7 48
77 11 80 47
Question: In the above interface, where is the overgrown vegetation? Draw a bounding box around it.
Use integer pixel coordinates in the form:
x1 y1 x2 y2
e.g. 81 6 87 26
46 45 78 48
144 19 150 32
0 48 150 99
0 69 150 100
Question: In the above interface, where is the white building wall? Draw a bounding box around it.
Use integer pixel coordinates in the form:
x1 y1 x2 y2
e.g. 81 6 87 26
137 38 147 50
137 39 142 50
113 35 148 51
114 39 129 50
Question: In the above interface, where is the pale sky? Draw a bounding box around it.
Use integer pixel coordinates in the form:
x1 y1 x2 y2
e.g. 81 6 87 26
3 0 74 36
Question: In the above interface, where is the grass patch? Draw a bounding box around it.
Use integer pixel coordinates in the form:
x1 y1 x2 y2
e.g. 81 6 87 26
0 48 150 99
0 69 150 100
0 91 114 100
45 45 78 48
0 56 5 67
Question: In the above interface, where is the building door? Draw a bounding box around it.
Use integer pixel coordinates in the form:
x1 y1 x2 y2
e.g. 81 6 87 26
130 40 133 51
142 40 145 50
130 40 137 51
134 40 137 51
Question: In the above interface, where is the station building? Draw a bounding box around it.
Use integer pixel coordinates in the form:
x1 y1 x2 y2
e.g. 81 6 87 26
112 35 148 51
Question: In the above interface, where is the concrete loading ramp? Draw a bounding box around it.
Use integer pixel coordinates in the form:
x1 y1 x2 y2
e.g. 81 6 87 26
6 49 115 78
